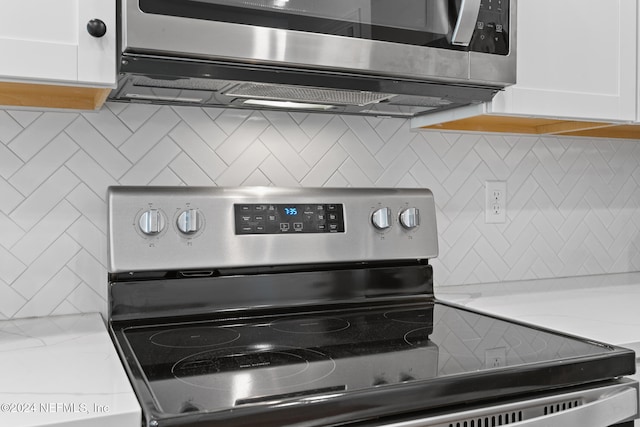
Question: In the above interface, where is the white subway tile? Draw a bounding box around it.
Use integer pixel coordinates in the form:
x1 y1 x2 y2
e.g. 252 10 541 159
0 279 26 318
216 112 269 164
119 108 181 163
0 180 23 215
216 141 270 186
66 184 108 231
11 202 81 266
337 130 383 182
300 116 348 165
115 104 160 131
68 250 107 300
66 116 132 179
66 218 107 264
342 115 385 154
8 112 76 161
169 153 216 186
301 143 348 187
65 152 119 201
120 136 181 184
258 127 309 180
0 246 26 284
259 156 300 187
173 106 227 149
65 283 105 319
12 234 81 299
0 111 22 144
375 147 418 187
262 111 311 153
2 104 640 318
6 110 41 128
338 158 374 187
150 168 184 186
0 143 23 180
0 212 24 249
10 168 79 231
9 133 78 195
374 121 412 168
169 122 227 180
81 108 132 148
14 267 81 319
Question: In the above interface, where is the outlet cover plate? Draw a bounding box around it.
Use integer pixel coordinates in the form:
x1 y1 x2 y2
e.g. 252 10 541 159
485 181 506 224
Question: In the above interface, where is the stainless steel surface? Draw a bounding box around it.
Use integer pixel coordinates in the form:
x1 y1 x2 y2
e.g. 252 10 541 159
379 381 638 427
450 0 482 46
371 207 392 230
112 0 516 117
177 209 199 234
138 209 164 235
399 207 420 229
108 187 438 273
122 0 471 82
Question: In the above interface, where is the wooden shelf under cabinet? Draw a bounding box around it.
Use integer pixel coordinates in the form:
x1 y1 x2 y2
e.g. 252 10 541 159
418 114 640 140
0 81 111 110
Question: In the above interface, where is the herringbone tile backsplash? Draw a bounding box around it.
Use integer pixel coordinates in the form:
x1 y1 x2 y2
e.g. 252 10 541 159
1 103 640 320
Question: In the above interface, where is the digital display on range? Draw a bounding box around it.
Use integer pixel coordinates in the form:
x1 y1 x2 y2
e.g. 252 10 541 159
283 207 298 216
234 204 344 235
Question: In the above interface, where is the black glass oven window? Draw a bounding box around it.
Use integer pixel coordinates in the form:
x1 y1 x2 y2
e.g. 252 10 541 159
139 0 509 55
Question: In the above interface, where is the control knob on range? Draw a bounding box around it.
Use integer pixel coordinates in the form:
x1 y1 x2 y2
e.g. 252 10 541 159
139 209 165 235
371 207 392 230
399 207 420 229
177 209 200 234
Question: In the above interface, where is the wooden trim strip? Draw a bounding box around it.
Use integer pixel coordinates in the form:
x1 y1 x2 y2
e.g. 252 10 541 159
0 81 111 110
418 114 640 140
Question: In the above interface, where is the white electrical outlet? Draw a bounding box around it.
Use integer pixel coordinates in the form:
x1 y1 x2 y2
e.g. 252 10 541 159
485 347 507 368
485 181 506 224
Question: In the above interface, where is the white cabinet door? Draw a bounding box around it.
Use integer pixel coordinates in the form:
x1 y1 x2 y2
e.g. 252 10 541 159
0 0 115 87
490 0 637 123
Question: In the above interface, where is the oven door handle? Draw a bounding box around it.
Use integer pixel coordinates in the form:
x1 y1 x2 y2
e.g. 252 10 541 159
449 0 482 46
382 385 638 427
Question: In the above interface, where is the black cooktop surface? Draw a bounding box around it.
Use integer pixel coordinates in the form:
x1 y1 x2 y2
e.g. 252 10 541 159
120 301 628 418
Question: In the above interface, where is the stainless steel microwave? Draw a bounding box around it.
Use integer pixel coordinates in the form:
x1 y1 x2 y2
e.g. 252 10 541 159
111 0 517 117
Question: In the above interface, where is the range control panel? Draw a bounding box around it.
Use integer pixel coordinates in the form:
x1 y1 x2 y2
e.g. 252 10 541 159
235 203 345 234
107 187 439 273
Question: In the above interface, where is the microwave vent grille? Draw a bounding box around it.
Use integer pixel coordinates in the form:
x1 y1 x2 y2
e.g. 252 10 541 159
224 82 395 106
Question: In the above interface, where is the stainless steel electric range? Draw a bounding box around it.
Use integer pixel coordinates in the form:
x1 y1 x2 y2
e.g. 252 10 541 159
107 186 639 427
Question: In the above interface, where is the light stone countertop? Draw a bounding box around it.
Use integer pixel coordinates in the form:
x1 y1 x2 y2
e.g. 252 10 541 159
436 272 640 349
436 272 640 426
0 313 141 427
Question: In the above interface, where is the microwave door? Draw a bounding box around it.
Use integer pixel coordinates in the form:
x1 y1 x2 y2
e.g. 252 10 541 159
125 0 479 81
450 0 482 46
143 0 468 47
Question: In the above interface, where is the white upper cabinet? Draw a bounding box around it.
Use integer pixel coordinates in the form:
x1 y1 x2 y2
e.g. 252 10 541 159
490 0 637 123
0 0 116 88
413 0 639 136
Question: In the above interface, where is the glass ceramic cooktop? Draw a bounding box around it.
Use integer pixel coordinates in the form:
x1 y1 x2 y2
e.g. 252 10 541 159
122 301 615 416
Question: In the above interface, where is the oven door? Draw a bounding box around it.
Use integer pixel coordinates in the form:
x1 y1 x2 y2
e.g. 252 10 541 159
121 0 515 86
377 380 639 427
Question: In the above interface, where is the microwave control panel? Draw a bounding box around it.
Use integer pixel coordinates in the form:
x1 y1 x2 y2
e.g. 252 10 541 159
471 0 510 55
